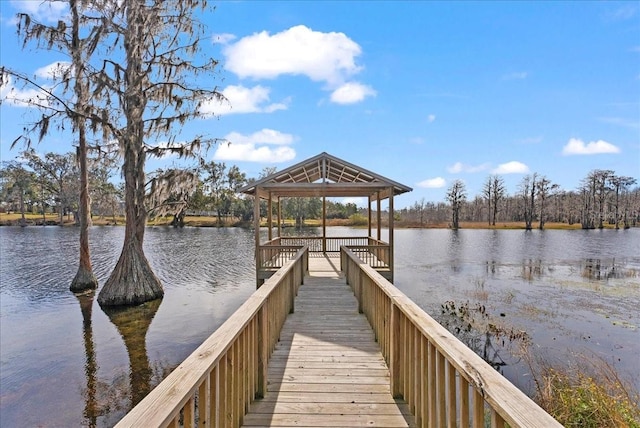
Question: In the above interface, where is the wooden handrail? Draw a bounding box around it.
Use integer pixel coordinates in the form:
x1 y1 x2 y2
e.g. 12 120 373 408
341 246 562 428
345 244 390 268
115 246 309 428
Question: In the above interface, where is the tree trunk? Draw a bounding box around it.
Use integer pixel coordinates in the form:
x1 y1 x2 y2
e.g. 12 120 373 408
19 190 27 227
70 126 98 291
69 0 97 292
99 1 163 307
98 232 163 306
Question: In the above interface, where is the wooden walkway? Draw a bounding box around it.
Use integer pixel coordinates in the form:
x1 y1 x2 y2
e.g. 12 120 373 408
242 255 415 427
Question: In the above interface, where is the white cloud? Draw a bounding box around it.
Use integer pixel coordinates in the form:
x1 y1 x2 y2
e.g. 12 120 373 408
9 0 68 23
213 129 296 163
502 71 528 80
225 129 294 146
603 5 638 22
517 136 543 145
562 138 621 155
492 161 530 174
330 82 376 104
212 33 236 45
427 114 436 123
598 117 640 129
416 177 446 188
447 162 490 174
200 85 288 116
0 75 49 108
35 61 72 80
223 25 363 86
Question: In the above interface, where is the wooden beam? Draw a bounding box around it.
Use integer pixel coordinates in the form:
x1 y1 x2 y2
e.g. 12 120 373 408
388 187 394 283
267 193 272 241
322 196 327 253
377 194 381 241
277 197 282 238
368 196 372 238
254 192 261 288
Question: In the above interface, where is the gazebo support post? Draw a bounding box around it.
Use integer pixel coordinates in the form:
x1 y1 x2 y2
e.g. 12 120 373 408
368 196 372 239
254 191 261 288
322 196 327 253
277 197 282 238
377 193 382 241
388 187 394 283
267 193 273 241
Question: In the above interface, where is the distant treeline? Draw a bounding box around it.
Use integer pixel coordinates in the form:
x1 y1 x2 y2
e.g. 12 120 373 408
1 151 637 230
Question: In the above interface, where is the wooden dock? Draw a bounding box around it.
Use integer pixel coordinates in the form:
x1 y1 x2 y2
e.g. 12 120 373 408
243 255 415 427
115 246 562 428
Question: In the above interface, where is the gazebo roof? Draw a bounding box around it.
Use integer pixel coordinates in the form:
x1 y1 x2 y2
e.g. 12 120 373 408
239 152 412 201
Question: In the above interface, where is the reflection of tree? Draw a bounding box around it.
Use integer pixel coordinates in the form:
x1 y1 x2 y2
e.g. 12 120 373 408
76 291 98 427
438 300 530 372
582 258 626 280
447 230 462 272
522 259 543 281
102 299 161 407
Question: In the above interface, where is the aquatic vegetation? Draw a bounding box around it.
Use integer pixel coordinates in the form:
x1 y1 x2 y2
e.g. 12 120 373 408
531 355 640 427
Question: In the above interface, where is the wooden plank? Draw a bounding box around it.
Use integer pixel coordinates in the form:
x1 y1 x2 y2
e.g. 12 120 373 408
254 392 400 404
242 255 414 428
242 413 412 427
248 401 409 415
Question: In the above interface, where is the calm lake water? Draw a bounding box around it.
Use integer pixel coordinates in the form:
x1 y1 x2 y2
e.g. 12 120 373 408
1 226 639 427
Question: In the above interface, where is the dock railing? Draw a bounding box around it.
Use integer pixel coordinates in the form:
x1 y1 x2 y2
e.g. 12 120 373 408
258 236 389 280
341 246 562 428
115 246 309 428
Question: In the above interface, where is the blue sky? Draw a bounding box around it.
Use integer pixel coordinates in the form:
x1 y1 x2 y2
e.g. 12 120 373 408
1 1 639 208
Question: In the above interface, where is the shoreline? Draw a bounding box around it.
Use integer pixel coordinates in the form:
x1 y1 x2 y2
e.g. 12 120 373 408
0 213 633 230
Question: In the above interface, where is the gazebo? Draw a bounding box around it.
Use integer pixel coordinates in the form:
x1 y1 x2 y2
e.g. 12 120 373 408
239 152 412 286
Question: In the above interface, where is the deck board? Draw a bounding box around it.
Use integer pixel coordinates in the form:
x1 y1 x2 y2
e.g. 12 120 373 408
242 255 415 428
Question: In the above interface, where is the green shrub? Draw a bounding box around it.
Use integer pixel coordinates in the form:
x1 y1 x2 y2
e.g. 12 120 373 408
533 357 640 427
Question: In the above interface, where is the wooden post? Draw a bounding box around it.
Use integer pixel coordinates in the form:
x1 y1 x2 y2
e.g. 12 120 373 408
267 193 272 241
357 269 363 314
376 193 382 241
367 196 372 239
322 196 326 253
390 302 401 398
256 306 268 399
289 272 295 314
388 187 394 283
254 192 261 288
277 197 282 238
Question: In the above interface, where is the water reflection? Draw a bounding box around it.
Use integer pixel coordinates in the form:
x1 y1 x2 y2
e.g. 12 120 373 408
522 259 543 281
438 300 529 372
447 229 462 272
582 258 633 280
102 299 161 407
76 291 98 427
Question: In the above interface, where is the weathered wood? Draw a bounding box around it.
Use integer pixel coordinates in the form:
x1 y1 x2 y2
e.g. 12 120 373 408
341 247 563 428
243 256 414 428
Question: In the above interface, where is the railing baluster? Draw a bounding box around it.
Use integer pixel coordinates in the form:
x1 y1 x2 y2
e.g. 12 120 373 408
428 341 437 428
210 365 218 428
472 389 483 428
437 350 446 427
447 361 456 428
460 376 469 428
491 409 505 428
198 376 210 428
219 354 227 428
